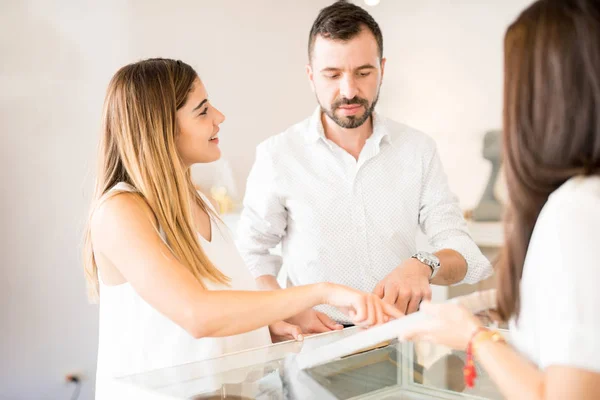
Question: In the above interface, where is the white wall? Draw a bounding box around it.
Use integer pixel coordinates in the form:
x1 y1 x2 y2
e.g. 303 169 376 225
1 1 133 399
368 0 535 208
0 1 532 399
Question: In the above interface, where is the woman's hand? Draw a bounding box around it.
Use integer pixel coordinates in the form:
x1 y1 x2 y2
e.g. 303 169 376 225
398 301 482 350
323 283 405 327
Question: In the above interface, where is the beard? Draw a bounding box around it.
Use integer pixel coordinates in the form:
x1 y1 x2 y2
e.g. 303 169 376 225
319 89 380 129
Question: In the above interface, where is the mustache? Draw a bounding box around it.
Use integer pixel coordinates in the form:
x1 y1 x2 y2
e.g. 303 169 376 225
332 97 369 109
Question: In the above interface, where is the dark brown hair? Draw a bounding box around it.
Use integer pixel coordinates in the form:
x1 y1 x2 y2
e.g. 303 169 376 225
308 0 383 61
497 0 600 320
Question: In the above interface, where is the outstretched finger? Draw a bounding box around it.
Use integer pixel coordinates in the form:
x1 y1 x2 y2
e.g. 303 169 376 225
375 296 385 325
373 282 384 298
382 301 405 320
352 297 367 324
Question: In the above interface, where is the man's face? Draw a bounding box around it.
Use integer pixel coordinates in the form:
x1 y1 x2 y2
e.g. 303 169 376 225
307 27 385 129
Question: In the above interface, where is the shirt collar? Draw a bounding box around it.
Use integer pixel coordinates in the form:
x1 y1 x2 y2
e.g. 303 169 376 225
304 106 392 145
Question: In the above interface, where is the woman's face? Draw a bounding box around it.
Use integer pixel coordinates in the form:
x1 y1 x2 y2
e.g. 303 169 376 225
176 78 225 167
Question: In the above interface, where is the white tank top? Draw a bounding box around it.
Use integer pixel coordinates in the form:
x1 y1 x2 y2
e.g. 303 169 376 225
95 182 271 397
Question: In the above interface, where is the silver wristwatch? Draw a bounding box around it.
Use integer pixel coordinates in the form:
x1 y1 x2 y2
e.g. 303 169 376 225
411 251 441 281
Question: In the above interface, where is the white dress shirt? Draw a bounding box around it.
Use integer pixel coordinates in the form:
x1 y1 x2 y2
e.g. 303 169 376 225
237 107 492 321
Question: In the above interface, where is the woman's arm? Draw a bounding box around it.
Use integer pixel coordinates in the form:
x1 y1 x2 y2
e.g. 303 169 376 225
476 338 600 400
400 302 600 400
92 193 402 338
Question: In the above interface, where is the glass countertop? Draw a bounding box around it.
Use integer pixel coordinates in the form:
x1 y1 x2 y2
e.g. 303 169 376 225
115 326 504 399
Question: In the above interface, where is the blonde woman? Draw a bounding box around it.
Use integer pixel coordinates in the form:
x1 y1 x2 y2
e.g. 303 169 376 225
84 58 402 397
401 0 600 399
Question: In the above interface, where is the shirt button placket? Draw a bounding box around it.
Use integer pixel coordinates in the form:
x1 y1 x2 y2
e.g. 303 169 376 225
353 171 371 291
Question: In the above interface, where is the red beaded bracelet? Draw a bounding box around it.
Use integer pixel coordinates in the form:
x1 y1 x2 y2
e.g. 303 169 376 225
464 327 506 388
464 327 487 388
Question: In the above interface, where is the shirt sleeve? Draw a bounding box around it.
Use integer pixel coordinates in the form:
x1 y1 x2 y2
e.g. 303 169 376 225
236 142 287 278
418 143 493 284
536 192 600 373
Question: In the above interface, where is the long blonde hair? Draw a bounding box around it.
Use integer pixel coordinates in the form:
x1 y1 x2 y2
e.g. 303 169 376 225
83 58 229 302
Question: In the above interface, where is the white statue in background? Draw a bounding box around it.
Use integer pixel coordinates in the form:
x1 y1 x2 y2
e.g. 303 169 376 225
472 130 503 222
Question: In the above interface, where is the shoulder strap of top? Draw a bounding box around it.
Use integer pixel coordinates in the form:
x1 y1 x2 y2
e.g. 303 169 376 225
196 190 218 214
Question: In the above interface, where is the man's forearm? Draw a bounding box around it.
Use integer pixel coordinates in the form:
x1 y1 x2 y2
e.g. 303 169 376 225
431 249 468 285
256 274 282 291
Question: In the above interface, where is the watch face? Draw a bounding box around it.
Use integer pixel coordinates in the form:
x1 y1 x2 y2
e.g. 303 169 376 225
418 252 439 268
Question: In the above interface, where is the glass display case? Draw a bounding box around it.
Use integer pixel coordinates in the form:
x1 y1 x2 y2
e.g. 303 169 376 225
112 326 504 399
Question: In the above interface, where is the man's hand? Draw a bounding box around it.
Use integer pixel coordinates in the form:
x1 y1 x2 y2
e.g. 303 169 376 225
255 275 344 333
286 308 344 334
269 320 303 343
374 258 433 314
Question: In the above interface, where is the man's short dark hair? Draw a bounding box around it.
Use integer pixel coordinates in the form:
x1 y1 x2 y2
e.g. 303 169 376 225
308 0 383 61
